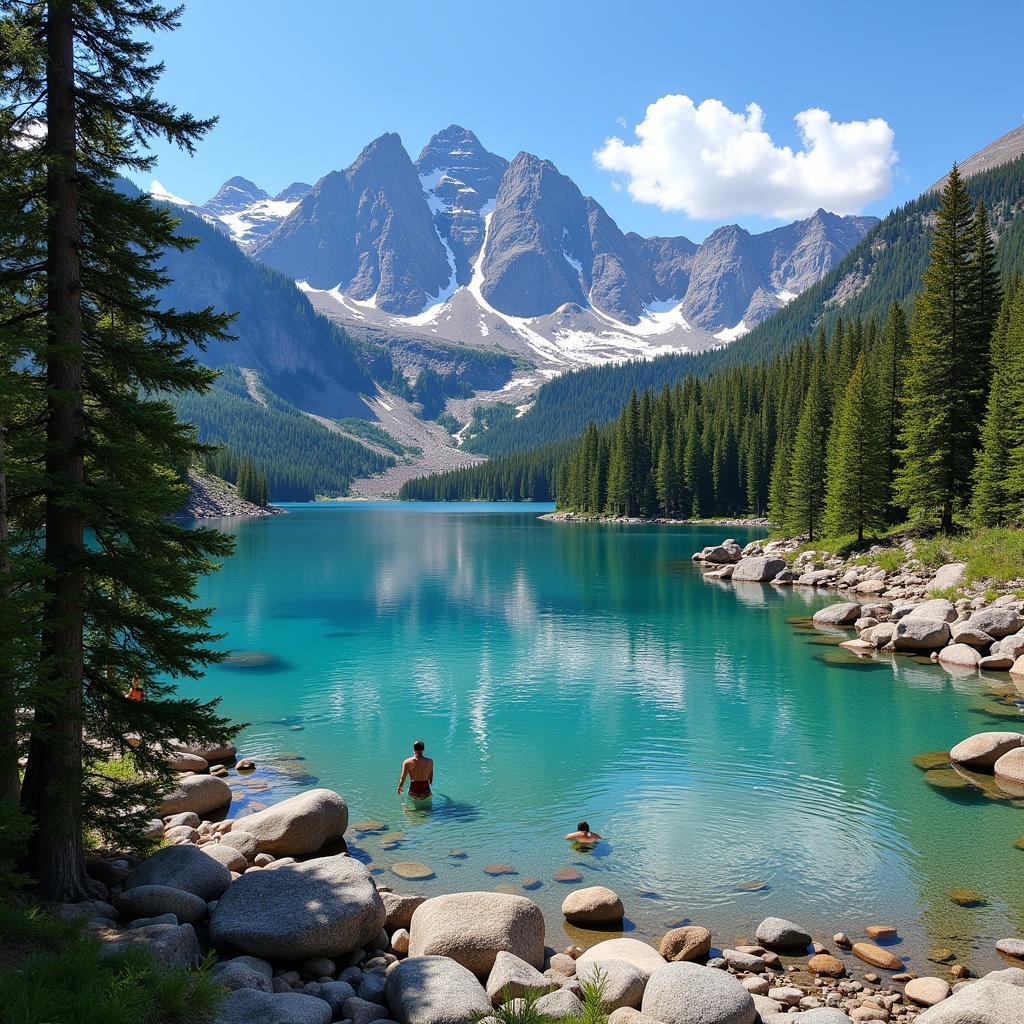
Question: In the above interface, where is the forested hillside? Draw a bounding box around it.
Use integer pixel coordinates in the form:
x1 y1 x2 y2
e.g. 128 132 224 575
410 169 1024 542
465 154 1024 458
172 368 393 500
398 441 573 501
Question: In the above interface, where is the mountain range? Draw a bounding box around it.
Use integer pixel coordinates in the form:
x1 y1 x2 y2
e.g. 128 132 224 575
160 125 877 372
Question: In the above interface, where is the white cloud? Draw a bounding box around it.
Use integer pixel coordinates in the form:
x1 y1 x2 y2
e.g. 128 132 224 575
595 95 897 220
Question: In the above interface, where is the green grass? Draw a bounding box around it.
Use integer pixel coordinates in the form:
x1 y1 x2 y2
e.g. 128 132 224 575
0 901 222 1024
479 966 608 1024
852 546 906 573
947 528 1024 586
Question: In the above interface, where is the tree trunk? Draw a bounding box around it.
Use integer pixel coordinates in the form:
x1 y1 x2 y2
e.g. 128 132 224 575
0 417 20 805
19 0 90 901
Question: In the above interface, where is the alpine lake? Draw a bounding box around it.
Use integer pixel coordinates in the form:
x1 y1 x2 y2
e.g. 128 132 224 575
178 502 1024 975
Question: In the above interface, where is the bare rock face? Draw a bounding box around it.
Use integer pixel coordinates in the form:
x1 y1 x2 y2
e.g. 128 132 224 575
255 133 452 314
209 856 384 959
416 125 508 286
408 891 545 976
230 788 348 857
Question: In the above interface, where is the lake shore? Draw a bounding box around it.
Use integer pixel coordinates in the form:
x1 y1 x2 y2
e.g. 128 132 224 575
540 511 771 527
69 744 1021 1024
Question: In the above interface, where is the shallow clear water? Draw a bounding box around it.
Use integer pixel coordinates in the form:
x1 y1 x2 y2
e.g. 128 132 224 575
182 502 1024 972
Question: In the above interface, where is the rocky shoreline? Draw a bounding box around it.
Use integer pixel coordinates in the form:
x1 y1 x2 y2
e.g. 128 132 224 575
693 536 1024 674
175 469 285 520
42 732 1024 1024
542 512 771 528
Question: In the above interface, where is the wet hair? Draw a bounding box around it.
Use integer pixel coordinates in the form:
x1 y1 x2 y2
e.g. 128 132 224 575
577 821 589 832
413 740 425 752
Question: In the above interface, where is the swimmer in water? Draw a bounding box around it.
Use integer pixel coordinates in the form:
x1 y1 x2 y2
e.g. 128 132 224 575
565 820 602 845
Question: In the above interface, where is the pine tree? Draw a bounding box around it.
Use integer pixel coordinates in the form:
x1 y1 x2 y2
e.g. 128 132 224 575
787 350 831 538
876 302 910 516
895 165 983 530
3 0 237 899
824 353 888 541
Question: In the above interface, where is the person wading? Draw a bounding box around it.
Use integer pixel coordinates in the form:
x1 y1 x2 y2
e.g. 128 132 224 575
398 740 433 800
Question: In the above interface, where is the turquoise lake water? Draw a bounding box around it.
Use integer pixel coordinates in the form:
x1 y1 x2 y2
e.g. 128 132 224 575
182 502 1024 972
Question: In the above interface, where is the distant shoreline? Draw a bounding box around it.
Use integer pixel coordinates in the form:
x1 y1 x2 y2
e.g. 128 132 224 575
540 511 771 527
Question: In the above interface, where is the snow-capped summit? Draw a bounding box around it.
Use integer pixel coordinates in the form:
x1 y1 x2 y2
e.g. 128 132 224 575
201 176 269 217
193 175 302 250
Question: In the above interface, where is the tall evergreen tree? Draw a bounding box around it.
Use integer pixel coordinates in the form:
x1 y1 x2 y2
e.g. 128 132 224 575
787 348 831 539
876 302 910 516
824 353 888 541
895 165 983 530
2 0 237 899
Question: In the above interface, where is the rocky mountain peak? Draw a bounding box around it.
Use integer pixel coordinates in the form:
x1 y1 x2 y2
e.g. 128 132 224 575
416 126 509 286
274 182 312 202
201 176 269 217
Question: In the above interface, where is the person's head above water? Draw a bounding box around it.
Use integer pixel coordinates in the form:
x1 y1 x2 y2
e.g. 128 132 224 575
413 739 425 753
577 820 589 832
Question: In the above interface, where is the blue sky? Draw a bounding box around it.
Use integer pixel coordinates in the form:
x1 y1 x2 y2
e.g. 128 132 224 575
146 0 1024 241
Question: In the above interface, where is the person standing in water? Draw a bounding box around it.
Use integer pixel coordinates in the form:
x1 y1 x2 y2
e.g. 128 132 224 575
398 739 433 800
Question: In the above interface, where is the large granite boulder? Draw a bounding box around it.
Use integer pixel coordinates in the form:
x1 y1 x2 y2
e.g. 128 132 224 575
408 892 545 976
114 884 207 925
928 563 967 594
916 976 1024 1022
577 938 666 979
576 959 647 1011
894 618 951 651
561 886 624 926
230 789 348 857
642 961 756 1024
938 644 982 668
485 950 556 1005
949 732 1024 770
100 921 201 970
994 748 1024 791
210 959 274 993
731 557 787 583
754 917 811 950
536 990 585 1020
209 856 384 959
906 599 957 623
385 955 492 1024
812 603 861 627
123 843 231 901
968 606 1022 640
214 989 332 1024
174 740 237 764
158 773 232 817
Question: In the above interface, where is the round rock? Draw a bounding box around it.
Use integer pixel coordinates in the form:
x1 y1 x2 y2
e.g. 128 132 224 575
213 988 331 1024
905 977 952 1006
852 942 903 971
950 732 1024 770
576 959 647 1011
158 773 232 817
114 884 208 925
578 938 667 979
561 886 624 926
659 926 712 962
123 843 231 901
642 961 756 1024
812 603 861 626
408 891 545 976
994 748 1024 789
385 955 492 1024
230 788 348 857
209 856 384 959
754 917 811 950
